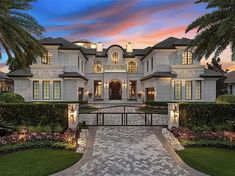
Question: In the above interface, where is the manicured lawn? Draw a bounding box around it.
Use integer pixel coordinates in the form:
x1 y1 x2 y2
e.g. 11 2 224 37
177 147 235 176
0 149 82 176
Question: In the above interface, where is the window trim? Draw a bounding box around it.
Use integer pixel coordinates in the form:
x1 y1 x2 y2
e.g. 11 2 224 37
182 51 193 65
174 81 182 100
33 81 39 100
185 81 192 100
127 61 137 73
195 81 202 100
53 81 61 100
112 51 119 64
42 81 50 100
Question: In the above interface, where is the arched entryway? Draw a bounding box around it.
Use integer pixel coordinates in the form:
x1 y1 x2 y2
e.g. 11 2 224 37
109 80 122 100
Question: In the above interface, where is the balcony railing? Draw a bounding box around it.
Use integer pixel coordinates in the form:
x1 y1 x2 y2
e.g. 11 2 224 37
104 65 126 72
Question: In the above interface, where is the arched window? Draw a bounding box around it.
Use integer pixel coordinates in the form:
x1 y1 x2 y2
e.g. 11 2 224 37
41 51 52 64
127 61 137 73
182 51 193 65
112 52 119 64
93 61 102 73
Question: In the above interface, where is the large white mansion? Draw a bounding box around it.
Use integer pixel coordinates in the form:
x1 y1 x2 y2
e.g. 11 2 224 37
8 37 222 103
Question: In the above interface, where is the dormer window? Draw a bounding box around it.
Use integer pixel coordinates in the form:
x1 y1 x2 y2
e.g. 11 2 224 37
127 61 137 73
112 52 119 64
182 51 193 65
42 51 52 64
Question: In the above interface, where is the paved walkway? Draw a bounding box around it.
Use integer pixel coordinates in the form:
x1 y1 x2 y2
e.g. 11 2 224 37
54 106 205 176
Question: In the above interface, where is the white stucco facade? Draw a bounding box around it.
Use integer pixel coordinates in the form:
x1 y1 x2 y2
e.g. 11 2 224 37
9 37 221 103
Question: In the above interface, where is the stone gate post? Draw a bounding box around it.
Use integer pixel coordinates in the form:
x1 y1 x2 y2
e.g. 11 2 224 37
168 103 179 129
68 103 79 129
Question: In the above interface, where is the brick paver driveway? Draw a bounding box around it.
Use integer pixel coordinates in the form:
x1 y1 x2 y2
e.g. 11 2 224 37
73 126 194 176
55 106 204 176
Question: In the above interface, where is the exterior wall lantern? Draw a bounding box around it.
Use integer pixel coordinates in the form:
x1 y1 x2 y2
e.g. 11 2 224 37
123 80 127 88
104 81 109 88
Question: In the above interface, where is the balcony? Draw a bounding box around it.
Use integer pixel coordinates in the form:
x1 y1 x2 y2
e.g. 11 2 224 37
104 65 127 72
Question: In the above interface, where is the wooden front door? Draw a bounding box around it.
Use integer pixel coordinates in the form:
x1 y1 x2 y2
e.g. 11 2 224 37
109 81 122 100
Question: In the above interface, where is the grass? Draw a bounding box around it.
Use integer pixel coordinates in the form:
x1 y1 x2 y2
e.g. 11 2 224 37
177 147 235 176
0 148 82 176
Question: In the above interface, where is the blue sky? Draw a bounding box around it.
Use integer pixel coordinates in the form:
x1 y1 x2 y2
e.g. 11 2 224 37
0 0 234 71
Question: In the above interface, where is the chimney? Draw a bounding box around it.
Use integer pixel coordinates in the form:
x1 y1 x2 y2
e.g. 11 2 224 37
126 42 133 53
96 42 103 52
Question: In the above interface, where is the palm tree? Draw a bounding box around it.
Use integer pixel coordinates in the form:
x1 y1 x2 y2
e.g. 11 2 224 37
0 0 45 70
186 0 235 61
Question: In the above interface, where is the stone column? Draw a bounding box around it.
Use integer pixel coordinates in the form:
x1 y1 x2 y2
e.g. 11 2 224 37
68 104 79 129
168 103 179 129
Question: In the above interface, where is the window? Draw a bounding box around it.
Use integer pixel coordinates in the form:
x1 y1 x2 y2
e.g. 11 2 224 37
33 81 39 99
151 57 153 70
195 81 202 100
185 81 192 100
147 61 149 72
94 80 102 98
174 81 182 100
129 80 137 99
78 56 80 70
81 60 84 72
182 51 193 65
229 85 233 94
93 61 102 73
146 87 154 101
112 52 119 64
127 61 137 73
78 87 84 101
42 81 50 100
53 81 61 100
41 51 52 64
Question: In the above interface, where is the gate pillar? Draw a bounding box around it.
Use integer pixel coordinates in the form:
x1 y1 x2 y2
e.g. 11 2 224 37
68 104 79 129
168 103 179 129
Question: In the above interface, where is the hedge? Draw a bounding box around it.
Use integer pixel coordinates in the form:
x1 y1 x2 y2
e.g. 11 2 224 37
0 93 24 103
0 103 68 129
216 95 235 104
179 103 235 129
144 101 170 107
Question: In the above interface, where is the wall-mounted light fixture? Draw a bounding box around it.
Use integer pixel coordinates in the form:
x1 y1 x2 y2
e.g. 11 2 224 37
123 80 127 88
104 81 109 88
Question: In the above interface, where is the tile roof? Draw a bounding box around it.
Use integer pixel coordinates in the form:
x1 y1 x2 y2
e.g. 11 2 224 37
58 72 88 81
153 37 179 49
7 68 33 77
173 37 192 46
0 71 12 81
225 71 235 83
141 72 177 81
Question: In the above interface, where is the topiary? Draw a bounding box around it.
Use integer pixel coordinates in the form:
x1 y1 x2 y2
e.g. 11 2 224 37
0 92 24 103
216 95 235 104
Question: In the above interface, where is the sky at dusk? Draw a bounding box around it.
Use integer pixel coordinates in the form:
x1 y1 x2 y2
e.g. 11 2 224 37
0 0 234 72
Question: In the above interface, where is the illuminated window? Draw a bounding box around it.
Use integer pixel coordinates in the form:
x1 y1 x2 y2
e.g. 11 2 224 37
93 61 102 73
127 61 137 73
94 80 102 98
33 81 39 100
53 81 61 100
174 81 182 100
129 80 137 99
182 51 193 65
43 81 50 100
112 52 119 64
195 81 202 100
41 51 52 64
185 81 192 100
146 87 154 101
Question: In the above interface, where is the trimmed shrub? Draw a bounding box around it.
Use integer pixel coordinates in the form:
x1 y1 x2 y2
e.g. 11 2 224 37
0 103 68 129
216 95 235 104
179 103 235 130
144 101 170 107
0 93 24 103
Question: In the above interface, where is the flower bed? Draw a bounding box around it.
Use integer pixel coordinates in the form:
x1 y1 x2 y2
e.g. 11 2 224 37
0 128 77 147
171 127 235 148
